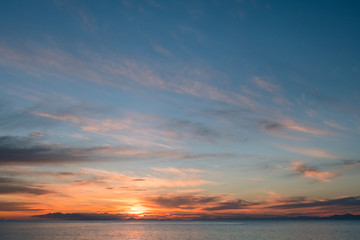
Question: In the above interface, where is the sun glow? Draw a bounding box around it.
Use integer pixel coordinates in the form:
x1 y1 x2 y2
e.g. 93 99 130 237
127 205 148 217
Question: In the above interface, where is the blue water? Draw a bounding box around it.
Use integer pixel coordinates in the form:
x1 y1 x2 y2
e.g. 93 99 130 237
0 220 359 240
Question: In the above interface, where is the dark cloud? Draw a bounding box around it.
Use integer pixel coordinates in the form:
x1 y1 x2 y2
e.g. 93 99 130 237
258 120 284 131
0 135 105 165
165 119 221 142
56 172 81 177
29 132 44 137
164 118 245 143
0 135 238 165
148 194 220 209
147 194 256 211
270 196 360 210
132 178 146 181
338 159 360 167
0 177 52 195
0 201 44 211
34 212 128 220
203 199 254 211
0 185 51 195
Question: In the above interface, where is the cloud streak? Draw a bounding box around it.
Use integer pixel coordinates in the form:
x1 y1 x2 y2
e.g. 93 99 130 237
0 201 44 212
279 145 339 159
0 135 106 165
270 196 360 210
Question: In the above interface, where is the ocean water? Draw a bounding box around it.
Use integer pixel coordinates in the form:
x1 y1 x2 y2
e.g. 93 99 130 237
0 220 359 240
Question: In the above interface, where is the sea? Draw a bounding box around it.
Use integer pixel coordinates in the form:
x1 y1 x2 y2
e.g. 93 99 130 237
0 220 359 240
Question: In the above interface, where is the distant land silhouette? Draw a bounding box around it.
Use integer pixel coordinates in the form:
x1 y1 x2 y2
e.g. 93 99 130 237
29 212 360 221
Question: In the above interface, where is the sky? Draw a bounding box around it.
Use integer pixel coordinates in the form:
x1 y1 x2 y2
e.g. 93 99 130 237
0 0 360 220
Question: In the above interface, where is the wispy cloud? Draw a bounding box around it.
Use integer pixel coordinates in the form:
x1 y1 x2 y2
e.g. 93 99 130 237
0 41 258 110
258 118 331 139
323 120 347 130
153 45 173 57
290 161 340 182
151 167 208 175
253 76 279 92
278 145 339 159
281 119 331 135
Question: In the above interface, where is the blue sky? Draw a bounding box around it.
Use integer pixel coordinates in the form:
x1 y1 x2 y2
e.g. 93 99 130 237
0 0 360 219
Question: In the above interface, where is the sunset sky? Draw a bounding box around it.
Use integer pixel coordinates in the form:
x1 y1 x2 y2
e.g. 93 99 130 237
1 0 360 220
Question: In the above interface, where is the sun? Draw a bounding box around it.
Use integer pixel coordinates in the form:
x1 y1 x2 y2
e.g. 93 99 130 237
127 205 147 217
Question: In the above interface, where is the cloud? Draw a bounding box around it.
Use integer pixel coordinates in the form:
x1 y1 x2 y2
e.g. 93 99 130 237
34 212 128 220
147 194 220 209
0 135 237 165
0 103 56 132
258 118 331 139
253 76 279 92
338 159 360 168
281 119 330 135
0 177 53 195
146 193 258 213
151 167 208 175
323 120 347 130
164 119 224 142
278 145 339 159
0 201 43 211
0 184 52 195
203 199 254 211
270 196 360 210
70 165 214 191
153 45 172 57
29 132 44 137
0 135 105 164
34 112 177 149
290 162 340 182
34 112 88 124
0 41 257 110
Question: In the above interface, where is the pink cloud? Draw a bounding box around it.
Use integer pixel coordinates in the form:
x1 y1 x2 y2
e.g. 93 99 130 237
281 119 331 135
290 161 340 182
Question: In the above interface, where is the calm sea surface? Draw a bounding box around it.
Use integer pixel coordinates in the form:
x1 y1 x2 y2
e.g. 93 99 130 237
0 220 359 240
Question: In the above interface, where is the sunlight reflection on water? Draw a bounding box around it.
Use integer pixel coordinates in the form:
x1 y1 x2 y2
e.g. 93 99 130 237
0 220 359 240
